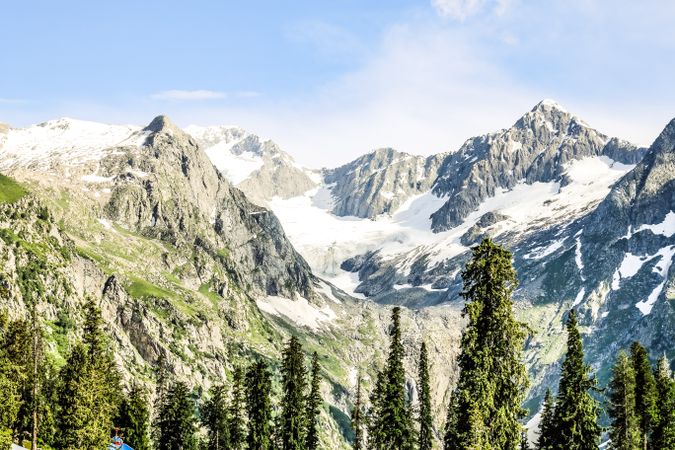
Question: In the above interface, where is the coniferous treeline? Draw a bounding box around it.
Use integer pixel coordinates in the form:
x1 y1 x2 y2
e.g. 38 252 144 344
2 237 675 450
0 300 324 450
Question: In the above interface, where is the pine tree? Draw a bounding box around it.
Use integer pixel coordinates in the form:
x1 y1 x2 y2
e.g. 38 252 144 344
57 299 122 450
305 352 322 450
155 381 198 450
117 383 151 450
447 238 529 450
280 336 308 450
351 376 364 450
368 370 387 450
535 389 555 450
418 342 433 450
0 312 23 450
443 390 459 450
652 356 675 450
630 342 657 450
607 350 640 450
228 366 247 450
553 309 601 450
369 307 415 450
246 360 273 450
202 384 230 450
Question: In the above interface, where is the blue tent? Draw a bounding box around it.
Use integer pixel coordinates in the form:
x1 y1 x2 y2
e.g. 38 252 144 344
107 436 134 450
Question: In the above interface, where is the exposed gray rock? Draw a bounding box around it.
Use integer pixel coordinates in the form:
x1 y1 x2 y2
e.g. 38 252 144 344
325 148 446 218
430 100 647 232
102 115 317 299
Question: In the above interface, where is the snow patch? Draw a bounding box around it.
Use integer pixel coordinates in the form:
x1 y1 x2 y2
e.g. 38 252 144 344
256 296 336 330
634 246 675 315
634 211 675 238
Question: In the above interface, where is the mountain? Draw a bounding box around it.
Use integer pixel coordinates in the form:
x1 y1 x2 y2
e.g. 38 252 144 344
324 147 446 218
185 125 318 205
1 101 672 446
0 116 460 447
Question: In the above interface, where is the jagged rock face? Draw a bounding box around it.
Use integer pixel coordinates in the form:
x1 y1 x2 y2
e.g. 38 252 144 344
325 148 445 218
430 101 647 232
186 126 317 205
98 116 317 299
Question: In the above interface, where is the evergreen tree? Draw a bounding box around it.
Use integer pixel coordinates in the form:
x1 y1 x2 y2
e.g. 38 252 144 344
202 384 230 450
443 390 459 450
418 342 433 450
351 376 364 450
607 351 640 450
57 299 122 450
447 238 529 450
228 366 247 450
0 312 23 450
630 342 658 450
246 360 273 450
652 356 675 450
368 370 387 450
369 307 415 450
155 381 198 450
305 352 322 450
553 309 601 450
117 383 151 450
280 336 308 450
535 389 556 450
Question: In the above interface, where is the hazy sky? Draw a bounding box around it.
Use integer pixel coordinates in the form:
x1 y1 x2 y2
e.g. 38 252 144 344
2 0 674 167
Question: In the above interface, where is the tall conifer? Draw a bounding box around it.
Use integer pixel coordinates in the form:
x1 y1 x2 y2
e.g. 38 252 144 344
631 342 657 450
155 381 198 450
117 383 151 450
535 389 556 450
652 356 675 450
202 384 230 450
305 352 322 450
418 342 433 450
280 336 308 450
228 366 247 450
446 238 529 450
370 307 415 449
607 351 640 450
246 360 273 450
553 309 601 450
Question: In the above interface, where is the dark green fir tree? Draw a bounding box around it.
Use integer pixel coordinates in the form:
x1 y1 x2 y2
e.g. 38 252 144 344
445 238 529 450
155 381 198 450
607 350 640 450
535 389 556 450
117 383 151 450
630 342 657 450
418 342 433 450
443 390 459 450
553 309 601 450
305 352 322 450
202 384 230 450
246 360 273 450
370 307 415 450
280 336 308 450
57 299 122 450
652 355 675 450
228 366 247 450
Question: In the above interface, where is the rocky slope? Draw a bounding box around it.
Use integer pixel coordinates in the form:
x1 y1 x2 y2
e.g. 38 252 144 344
324 148 446 218
185 125 317 205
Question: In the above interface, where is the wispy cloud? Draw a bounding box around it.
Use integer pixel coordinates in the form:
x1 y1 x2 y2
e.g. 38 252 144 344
431 0 513 21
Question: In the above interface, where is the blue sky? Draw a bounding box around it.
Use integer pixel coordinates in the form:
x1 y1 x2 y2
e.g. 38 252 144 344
2 0 674 167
